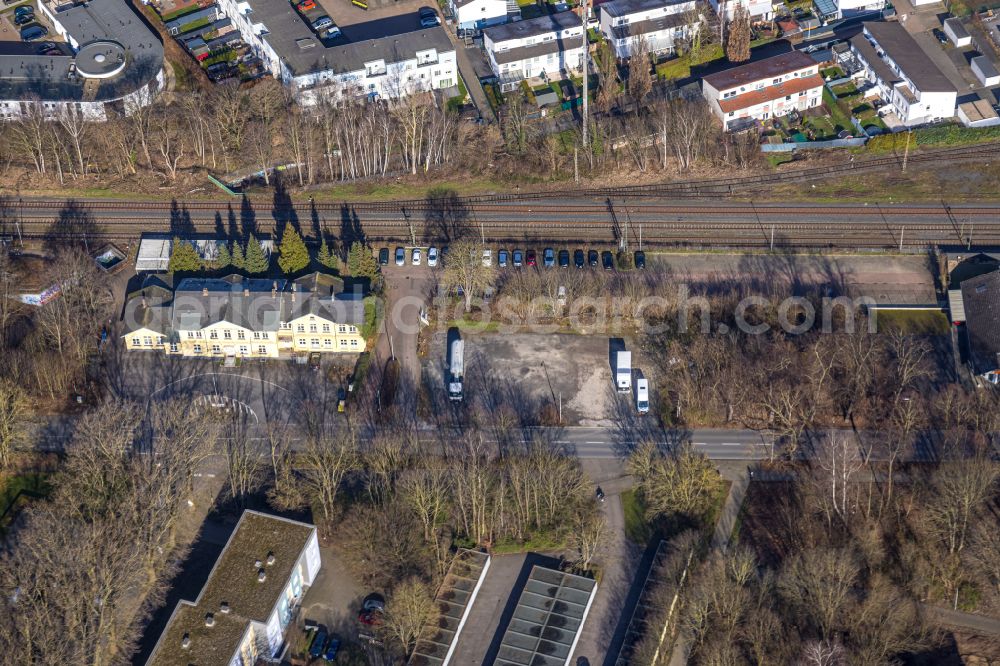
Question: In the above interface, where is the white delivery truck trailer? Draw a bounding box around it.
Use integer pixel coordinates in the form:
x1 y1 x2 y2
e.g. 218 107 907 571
448 339 464 401
616 351 632 393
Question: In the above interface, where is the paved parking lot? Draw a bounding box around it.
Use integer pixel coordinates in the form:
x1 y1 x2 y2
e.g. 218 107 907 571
0 0 58 45
318 0 436 38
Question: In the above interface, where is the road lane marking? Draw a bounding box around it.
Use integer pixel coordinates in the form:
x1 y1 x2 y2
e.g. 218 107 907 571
585 441 605 444
721 442 741 446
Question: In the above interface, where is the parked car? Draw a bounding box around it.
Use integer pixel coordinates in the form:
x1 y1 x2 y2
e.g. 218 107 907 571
418 6 439 27
35 41 56 54
543 247 555 267
14 6 34 18
526 249 536 267
395 246 405 266
574 249 584 268
296 0 316 10
20 24 47 40
498 249 508 267
602 250 614 270
588 249 599 267
358 593 385 625
933 28 948 44
558 249 569 268
323 25 342 39
411 247 422 265
634 250 645 269
363 594 385 612
482 248 492 267
311 15 333 31
512 249 523 267
309 628 328 658
428 246 438 267
378 247 389 265
15 12 35 26
324 637 341 660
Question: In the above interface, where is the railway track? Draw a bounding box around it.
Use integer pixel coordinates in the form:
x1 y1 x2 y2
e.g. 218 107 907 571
1 141 997 250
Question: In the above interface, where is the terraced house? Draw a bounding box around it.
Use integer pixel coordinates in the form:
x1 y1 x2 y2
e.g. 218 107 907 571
599 0 699 59
701 51 824 130
122 272 366 360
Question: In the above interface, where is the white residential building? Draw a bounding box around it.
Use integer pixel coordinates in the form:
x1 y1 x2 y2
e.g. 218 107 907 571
709 0 773 22
449 0 510 33
147 511 322 666
849 22 957 127
216 0 457 103
0 0 163 121
701 51 824 130
822 0 885 20
599 0 699 59
483 12 585 89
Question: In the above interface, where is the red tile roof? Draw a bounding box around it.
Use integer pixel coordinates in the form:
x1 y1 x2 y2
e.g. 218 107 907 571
717 74 824 113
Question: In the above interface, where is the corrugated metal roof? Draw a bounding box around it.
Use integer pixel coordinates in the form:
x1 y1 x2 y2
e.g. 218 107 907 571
948 289 965 322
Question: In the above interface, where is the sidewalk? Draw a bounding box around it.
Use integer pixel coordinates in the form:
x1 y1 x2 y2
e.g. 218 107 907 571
443 29 496 122
927 604 1000 636
669 464 751 666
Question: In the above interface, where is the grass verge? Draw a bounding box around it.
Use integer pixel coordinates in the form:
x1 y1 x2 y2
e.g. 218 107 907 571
875 309 950 335
622 488 653 544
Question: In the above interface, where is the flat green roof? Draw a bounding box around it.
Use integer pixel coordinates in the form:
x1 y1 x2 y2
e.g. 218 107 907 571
148 511 315 666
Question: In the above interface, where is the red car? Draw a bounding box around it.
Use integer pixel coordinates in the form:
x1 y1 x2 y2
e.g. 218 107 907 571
297 0 316 10
526 249 537 267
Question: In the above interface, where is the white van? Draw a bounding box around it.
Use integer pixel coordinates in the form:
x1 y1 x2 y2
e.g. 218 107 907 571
636 378 649 414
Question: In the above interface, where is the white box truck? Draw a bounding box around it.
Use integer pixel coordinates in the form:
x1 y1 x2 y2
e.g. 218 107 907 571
616 351 631 393
636 377 649 413
448 339 464 401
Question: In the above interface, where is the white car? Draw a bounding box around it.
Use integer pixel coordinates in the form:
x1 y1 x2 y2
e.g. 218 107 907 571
482 249 492 267
412 248 422 265
428 246 438 267
636 378 649 414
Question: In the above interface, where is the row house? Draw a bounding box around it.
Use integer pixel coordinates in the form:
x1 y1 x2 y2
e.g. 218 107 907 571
708 0 773 22
849 21 956 126
122 273 367 360
216 0 456 103
599 0 699 59
701 51 823 130
449 0 511 33
483 11 585 89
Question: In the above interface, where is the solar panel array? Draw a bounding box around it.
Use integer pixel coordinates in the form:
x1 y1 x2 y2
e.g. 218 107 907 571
494 566 598 666
409 549 491 666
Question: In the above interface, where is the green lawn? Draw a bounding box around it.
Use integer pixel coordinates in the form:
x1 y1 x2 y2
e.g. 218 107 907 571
0 473 52 536
656 57 691 80
492 531 566 554
867 124 1000 152
822 87 853 133
621 488 653 544
875 309 950 335
831 82 858 98
821 66 845 79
